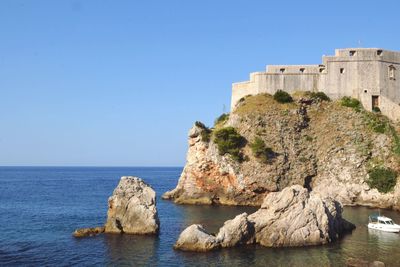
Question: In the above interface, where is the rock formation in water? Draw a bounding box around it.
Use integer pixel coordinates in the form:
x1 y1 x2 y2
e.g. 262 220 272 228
163 94 400 210
73 226 105 238
104 176 160 234
74 176 159 237
174 185 355 251
216 212 255 247
173 224 220 251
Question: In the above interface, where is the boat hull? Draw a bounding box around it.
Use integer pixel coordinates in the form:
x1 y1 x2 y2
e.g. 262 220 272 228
368 223 400 233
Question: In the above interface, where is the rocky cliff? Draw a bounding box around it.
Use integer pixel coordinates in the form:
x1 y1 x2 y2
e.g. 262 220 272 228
163 93 400 209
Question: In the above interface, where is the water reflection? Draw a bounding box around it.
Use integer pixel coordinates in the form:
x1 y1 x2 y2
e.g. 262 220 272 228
100 204 400 266
103 234 158 266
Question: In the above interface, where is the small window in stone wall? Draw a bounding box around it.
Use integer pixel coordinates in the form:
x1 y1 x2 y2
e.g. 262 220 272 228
340 68 345 74
389 65 396 80
280 68 286 73
300 68 305 73
319 68 325 73
349 50 356 56
377 50 383 56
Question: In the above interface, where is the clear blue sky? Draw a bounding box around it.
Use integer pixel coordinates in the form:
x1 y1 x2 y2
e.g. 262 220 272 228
1 0 399 166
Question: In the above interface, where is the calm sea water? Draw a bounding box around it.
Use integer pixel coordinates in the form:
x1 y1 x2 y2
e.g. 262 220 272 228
1 167 400 267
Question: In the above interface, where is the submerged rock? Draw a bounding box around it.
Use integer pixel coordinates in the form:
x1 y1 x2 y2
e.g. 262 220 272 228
73 226 105 238
174 185 355 251
104 176 160 234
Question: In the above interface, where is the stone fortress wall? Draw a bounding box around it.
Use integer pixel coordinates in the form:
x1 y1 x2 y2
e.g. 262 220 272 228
231 48 400 121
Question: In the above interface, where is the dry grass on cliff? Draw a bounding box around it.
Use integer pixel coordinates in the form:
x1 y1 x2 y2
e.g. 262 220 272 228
234 93 400 161
233 94 297 116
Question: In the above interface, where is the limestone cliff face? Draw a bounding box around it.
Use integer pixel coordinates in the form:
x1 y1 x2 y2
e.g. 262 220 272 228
163 124 269 206
163 94 400 210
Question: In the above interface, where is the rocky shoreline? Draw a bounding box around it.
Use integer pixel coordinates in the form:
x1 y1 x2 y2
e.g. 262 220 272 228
71 174 390 267
174 185 355 251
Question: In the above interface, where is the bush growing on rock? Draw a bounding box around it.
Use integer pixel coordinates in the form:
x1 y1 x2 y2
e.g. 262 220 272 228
249 137 273 163
340 97 361 111
389 126 400 156
213 127 245 161
372 107 381 113
367 167 397 193
273 90 293 103
195 121 207 129
363 112 388 134
309 92 330 102
214 113 229 127
200 129 212 143
194 121 212 142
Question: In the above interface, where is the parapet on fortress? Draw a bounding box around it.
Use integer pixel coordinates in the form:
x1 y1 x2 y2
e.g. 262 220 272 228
232 48 400 121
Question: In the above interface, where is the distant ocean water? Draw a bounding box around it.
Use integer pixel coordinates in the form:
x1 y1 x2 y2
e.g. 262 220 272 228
1 167 400 266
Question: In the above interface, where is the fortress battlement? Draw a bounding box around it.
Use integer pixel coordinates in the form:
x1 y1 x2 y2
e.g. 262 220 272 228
231 48 400 121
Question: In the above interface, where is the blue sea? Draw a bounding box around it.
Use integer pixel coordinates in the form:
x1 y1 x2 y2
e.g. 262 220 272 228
1 167 400 266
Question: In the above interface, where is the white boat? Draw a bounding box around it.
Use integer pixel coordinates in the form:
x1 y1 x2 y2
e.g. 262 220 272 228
368 214 400 233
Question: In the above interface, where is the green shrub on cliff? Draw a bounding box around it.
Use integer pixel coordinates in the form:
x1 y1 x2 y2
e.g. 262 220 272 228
213 127 245 161
250 137 273 163
363 112 388 134
309 92 330 102
273 90 293 103
389 125 400 156
195 121 207 129
340 97 361 111
200 128 212 143
372 107 381 113
367 167 397 193
195 121 212 143
214 113 229 127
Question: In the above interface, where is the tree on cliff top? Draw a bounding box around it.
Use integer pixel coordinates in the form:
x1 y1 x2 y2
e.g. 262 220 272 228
273 90 293 103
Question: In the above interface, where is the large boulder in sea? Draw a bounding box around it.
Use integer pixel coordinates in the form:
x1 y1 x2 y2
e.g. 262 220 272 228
216 212 255 247
174 185 355 251
174 213 255 251
104 176 159 234
249 185 355 247
174 224 220 251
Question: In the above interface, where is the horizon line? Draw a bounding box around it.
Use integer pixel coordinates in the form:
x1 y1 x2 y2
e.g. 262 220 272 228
0 165 184 168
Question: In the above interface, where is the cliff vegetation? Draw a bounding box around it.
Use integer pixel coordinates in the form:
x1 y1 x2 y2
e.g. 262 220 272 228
164 92 400 209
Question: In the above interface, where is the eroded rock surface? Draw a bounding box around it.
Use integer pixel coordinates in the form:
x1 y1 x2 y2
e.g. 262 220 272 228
216 213 255 247
164 95 400 210
249 185 355 247
104 176 159 234
162 123 271 206
174 224 220 251
174 185 355 251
